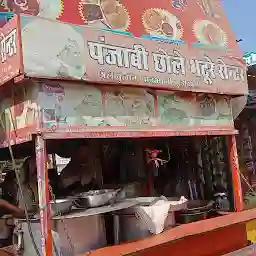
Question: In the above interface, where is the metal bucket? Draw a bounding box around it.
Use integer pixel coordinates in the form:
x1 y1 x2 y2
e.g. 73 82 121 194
114 197 187 242
13 214 107 256
115 210 176 242
117 212 151 242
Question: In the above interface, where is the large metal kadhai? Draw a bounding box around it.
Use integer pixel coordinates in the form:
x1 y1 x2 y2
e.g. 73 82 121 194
74 189 120 208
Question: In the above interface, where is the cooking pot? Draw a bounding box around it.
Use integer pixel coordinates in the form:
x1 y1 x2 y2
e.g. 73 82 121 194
74 189 119 208
50 198 74 216
177 200 213 224
181 200 213 214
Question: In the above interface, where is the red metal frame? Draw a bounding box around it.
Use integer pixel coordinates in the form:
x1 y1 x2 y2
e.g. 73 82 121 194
41 128 238 140
35 135 52 256
0 127 238 148
16 15 25 75
228 135 243 212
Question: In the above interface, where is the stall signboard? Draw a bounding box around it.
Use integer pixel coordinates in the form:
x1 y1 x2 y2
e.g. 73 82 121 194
84 27 247 95
0 12 14 28
20 16 248 96
0 15 22 86
244 52 256 66
246 90 256 108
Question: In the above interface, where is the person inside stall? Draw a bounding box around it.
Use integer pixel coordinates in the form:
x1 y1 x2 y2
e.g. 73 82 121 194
59 142 100 196
0 171 26 248
17 157 39 214
0 198 25 248
117 141 148 197
48 168 60 196
0 170 25 218
1 170 18 206
0 199 24 218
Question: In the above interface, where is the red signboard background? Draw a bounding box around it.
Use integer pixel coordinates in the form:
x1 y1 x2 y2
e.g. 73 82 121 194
60 0 241 55
1 0 241 55
0 15 22 85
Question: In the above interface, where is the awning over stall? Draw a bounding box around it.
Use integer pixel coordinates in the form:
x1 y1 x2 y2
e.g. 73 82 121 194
0 15 248 144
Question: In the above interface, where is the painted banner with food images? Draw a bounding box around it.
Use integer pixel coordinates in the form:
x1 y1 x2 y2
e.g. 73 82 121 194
0 79 234 146
20 16 247 95
1 0 240 55
0 15 22 86
35 81 234 131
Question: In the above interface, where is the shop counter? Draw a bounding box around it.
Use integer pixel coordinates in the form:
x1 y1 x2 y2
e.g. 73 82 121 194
79 208 256 256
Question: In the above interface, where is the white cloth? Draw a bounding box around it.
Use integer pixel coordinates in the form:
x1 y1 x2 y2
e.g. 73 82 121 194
135 199 171 234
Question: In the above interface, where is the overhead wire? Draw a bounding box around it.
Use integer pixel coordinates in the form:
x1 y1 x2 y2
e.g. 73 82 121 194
0 117 41 256
0 113 60 256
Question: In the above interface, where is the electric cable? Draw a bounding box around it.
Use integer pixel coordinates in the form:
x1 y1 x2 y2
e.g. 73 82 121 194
0 116 60 256
5 135 41 256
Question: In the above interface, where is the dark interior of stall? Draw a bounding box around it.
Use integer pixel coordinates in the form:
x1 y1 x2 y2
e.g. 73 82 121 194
0 135 234 248
43 136 233 203
235 108 256 209
234 66 256 209
235 109 256 183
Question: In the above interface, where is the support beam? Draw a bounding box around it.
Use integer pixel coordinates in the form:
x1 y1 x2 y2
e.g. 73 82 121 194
35 135 52 256
228 135 243 212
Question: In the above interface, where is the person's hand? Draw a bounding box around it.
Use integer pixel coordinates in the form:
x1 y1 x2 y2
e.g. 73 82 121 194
0 199 25 218
12 209 25 218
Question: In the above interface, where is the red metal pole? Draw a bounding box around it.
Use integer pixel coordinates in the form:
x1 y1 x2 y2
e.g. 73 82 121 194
35 135 52 256
228 135 243 212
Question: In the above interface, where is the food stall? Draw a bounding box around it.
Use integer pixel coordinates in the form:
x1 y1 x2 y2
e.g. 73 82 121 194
235 53 256 206
0 6 252 256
